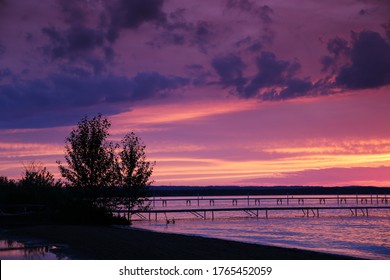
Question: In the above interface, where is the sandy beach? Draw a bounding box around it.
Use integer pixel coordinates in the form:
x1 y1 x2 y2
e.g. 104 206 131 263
1 225 356 260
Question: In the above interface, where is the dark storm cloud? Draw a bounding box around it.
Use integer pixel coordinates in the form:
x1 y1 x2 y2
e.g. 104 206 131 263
337 31 390 89
327 37 350 57
55 0 166 44
261 78 314 101
106 0 166 43
0 71 189 128
42 25 105 60
41 25 111 75
274 79 313 100
320 37 350 74
323 31 390 89
226 0 274 24
151 8 216 54
242 52 303 99
212 51 315 100
125 71 189 101
320 56 334 73
213 31 389 101
211 54 247 92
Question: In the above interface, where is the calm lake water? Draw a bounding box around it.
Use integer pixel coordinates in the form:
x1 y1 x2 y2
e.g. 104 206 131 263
0 239 69 260
132 195 390 259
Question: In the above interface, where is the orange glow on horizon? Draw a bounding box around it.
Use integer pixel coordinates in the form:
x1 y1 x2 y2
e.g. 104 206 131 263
151 152 390 185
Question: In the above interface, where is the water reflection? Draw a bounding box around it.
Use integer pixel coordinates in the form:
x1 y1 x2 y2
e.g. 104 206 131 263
0 239 69 260
134 212 390 259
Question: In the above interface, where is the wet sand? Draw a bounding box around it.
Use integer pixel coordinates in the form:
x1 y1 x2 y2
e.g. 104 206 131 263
1 225 357 260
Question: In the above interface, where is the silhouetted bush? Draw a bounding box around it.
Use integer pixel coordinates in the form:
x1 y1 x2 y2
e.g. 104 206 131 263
0 183 129 225
20 161 61 188
52 198 129 225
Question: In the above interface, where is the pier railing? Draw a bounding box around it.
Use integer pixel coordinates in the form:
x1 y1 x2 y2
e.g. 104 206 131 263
113 205 390 221
148 194 389 208
112 194 390 221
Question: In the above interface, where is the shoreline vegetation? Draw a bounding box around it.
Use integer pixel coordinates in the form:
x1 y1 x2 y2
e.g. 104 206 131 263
0 225 358 260
0 115 156 227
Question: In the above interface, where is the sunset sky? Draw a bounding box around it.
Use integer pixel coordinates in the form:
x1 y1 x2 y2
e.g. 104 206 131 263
1 0 390 186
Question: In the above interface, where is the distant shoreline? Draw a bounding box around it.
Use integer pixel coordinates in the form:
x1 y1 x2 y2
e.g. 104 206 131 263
149 185 390 197
1 224 358 260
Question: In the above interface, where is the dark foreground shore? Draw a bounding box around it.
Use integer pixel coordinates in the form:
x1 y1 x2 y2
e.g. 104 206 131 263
1 225 357 260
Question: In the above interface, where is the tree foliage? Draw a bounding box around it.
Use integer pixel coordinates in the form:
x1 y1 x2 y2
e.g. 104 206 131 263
0 176 16 187
20 161 59 187
120 132 154 210
57 114 119 188
57 114 154 212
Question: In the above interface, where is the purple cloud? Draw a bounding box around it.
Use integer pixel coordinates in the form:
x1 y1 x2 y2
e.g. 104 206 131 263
0 71 189 128
106 0 166 43
322 31 390 90
212 51 314 100
211 53 247 92
226 0 274 24
42 25 106 61
336 31 390 89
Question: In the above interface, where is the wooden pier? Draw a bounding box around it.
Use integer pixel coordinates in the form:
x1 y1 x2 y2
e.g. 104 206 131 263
113 205 390 222
149 194 389 208
111 194 390 221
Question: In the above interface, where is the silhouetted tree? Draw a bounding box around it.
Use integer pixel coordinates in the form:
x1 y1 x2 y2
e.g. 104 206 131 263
57 114 154 215
119 132 155 212
20 161 58 187
0 176 16 187
57 114 120 188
